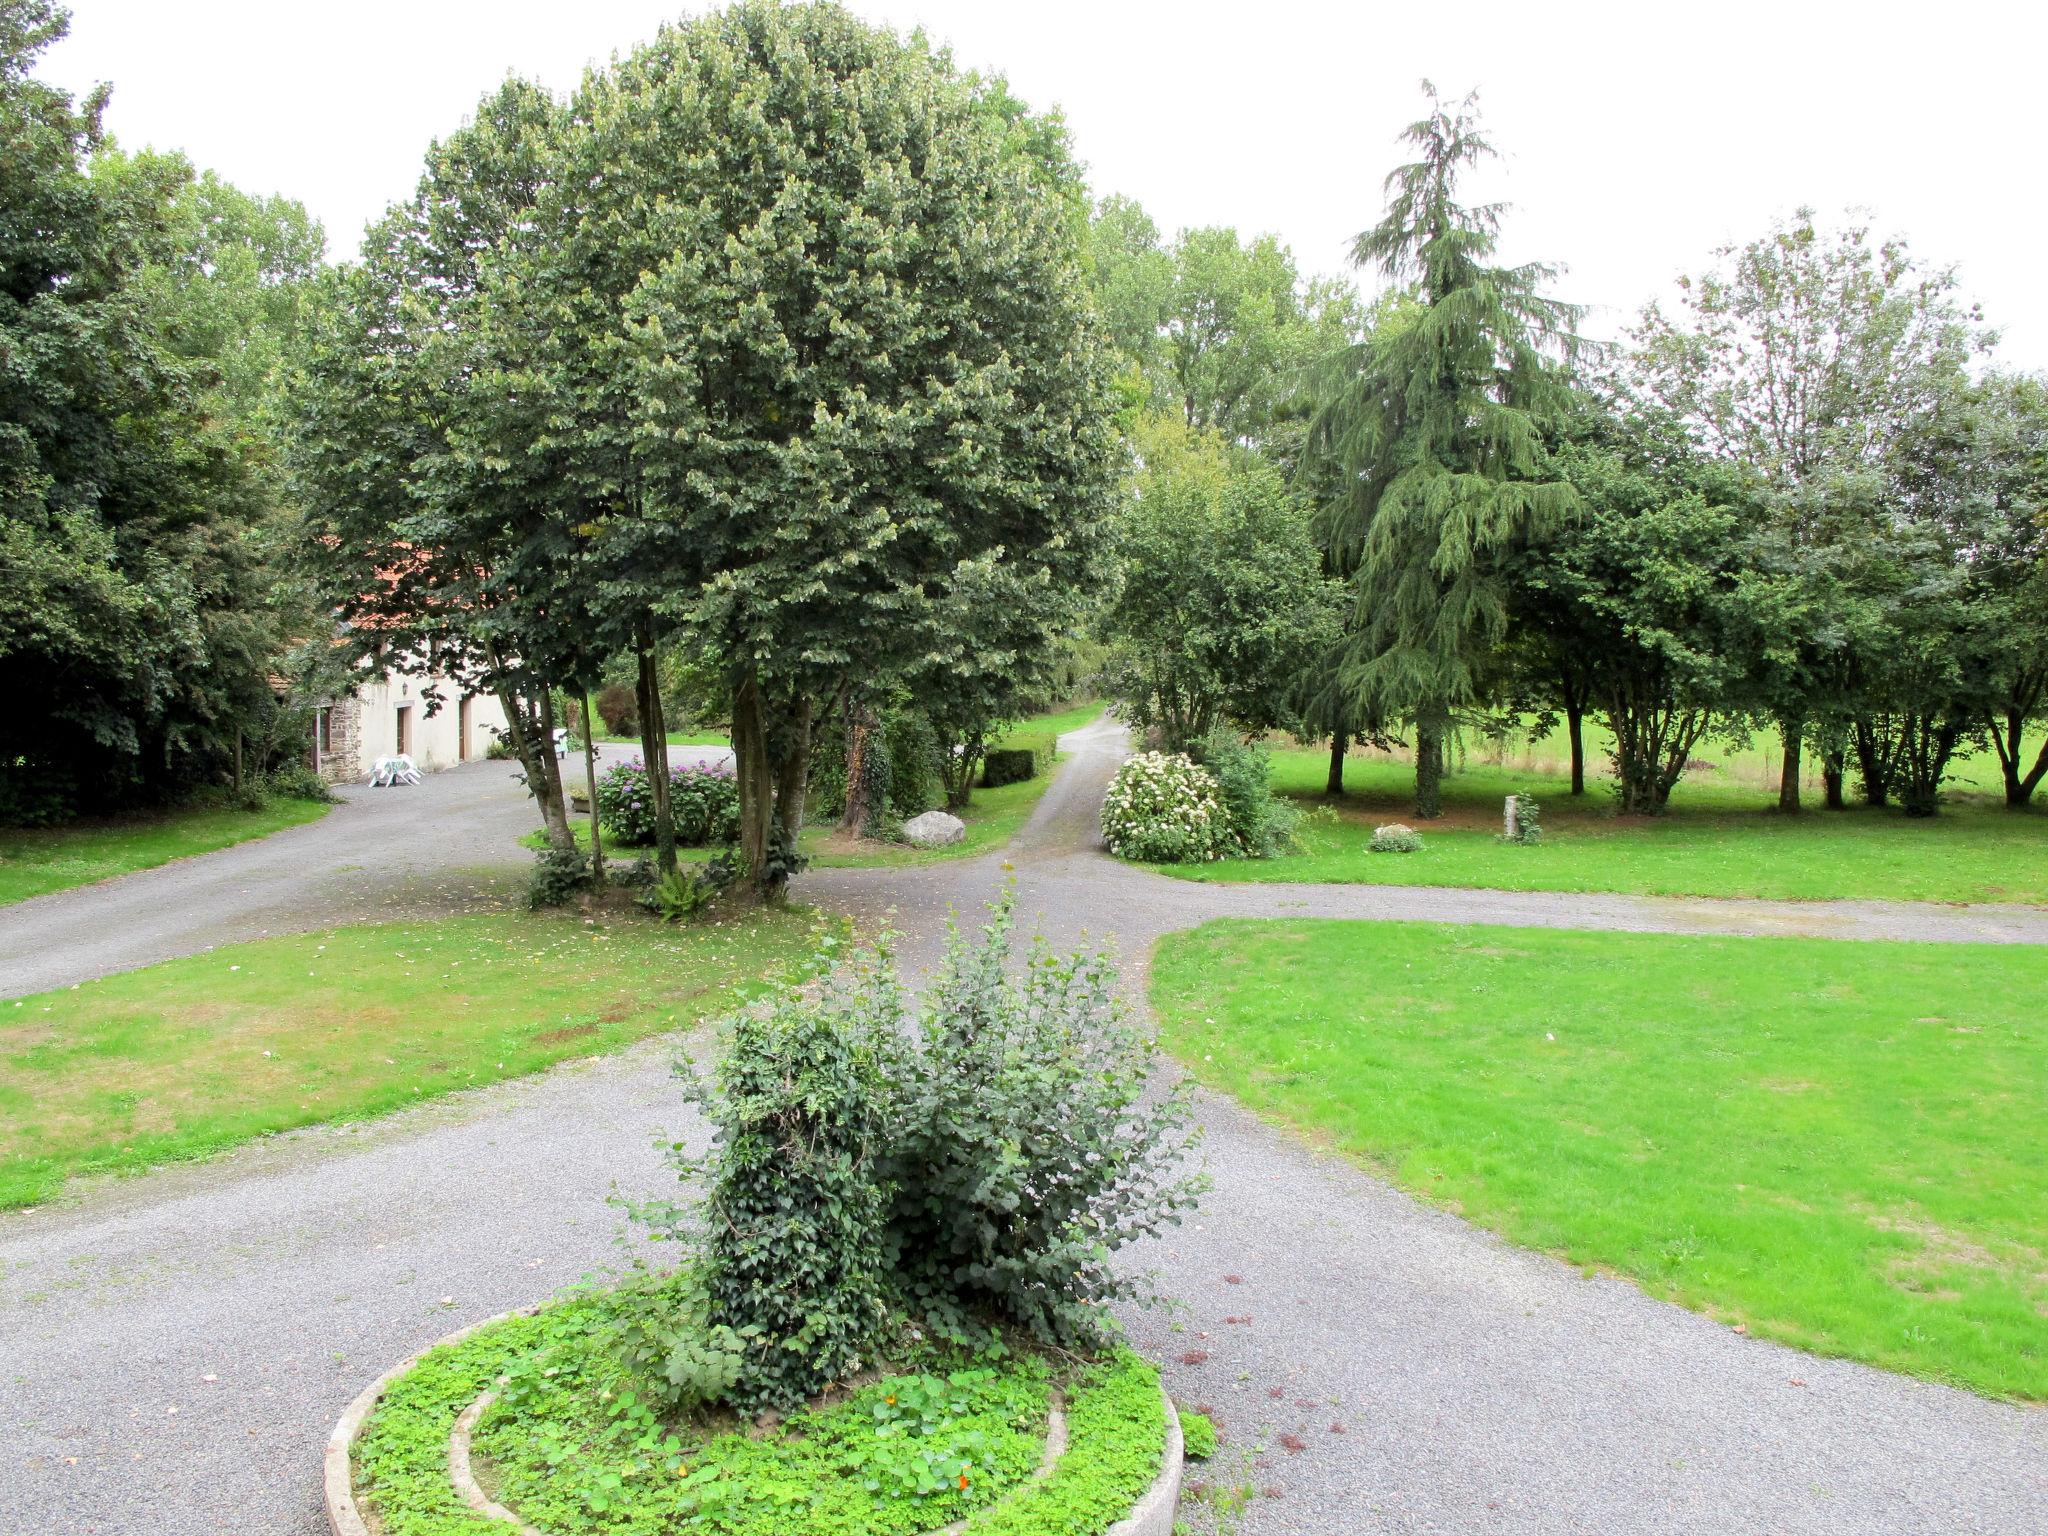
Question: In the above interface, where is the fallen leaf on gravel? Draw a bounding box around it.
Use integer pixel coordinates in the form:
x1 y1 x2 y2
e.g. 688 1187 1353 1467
1330 1422 1346 1434
1222 1274 1243 1285
1279 1433 1307 1454
1267 1386 1285 1399
1179 1349 1209 1366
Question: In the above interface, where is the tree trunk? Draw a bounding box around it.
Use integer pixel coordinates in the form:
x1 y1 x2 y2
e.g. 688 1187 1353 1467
1325 729 1348 796
1776 718 1803 813
582 691 604 884
733 671 772 885
768 696 813 904
635 627 676 879
1822 749 1845 811
1566 704 1585 796
491 675 572 850
534 691 575 849
233 729 244 797
1989 708 2048 809
839 693 884 835
1413 713 1444 820
1853 720 1891 809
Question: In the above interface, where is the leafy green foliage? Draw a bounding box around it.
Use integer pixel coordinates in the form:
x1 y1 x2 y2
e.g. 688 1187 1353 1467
979 748 1039 789
1100 416 1342 751
653 947 897 1415
1501 793 1542 845
0 7 324 819
1100 752 1226 864
1189 736 1301 858
526 847 592 909
1178 1409 1217 1460
879 896 1205 1351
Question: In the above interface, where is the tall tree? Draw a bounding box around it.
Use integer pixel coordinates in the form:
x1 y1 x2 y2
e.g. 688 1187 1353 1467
0 2 301 820
1630 211 1990 809
1307 86 1581 817
290 77 599 855
1100 415 1341 753
518 1 1119 898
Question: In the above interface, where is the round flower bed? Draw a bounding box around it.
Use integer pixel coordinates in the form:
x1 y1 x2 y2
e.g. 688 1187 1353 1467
1099 752 1224 864
329 1294 1182 1536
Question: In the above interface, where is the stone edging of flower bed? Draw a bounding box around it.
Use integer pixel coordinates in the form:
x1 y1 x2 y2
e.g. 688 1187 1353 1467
325 1309 1182 1536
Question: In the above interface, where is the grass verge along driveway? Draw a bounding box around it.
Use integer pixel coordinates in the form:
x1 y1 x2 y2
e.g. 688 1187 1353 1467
0 906 827 1207
0 797 331 907
1152 918 2048 1399
1153 749 2048 904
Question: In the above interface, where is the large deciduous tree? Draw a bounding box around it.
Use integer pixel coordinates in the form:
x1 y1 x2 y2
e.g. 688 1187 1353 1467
1629 211 1989 810
1100 416 1341 752
289 77 599 854
1307 86 1581 818
508 1 1119 897
0 2 314 820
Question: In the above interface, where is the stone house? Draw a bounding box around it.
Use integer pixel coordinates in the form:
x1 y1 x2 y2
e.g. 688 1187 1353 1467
311 665 508 783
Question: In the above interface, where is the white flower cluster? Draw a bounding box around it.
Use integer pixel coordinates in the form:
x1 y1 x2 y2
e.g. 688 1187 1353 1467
1100 751 1226 864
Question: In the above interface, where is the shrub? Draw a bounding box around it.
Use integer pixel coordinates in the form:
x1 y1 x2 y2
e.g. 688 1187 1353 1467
1100 751 1225 863
526 845 591 907
264 762 336 803
1179 1408 1218 1460
593 682 639 738
1190 736 1300 858
979 746 1037 788
483 729 516 761
634 892 1204 1415
648 950 896 1415
881 895 1205 1352
595 758 739 847
1369 822 1423 854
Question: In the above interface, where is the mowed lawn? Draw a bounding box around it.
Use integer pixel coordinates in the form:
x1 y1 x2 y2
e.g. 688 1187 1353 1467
1152 919 2048 1399
0 797 331 907
0 907 827 1208
1155 747 2048 904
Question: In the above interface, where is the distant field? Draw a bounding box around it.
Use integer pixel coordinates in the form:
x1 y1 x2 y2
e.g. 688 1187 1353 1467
1153 742 2048 905
0 797 331 907
1154 918 2048 1399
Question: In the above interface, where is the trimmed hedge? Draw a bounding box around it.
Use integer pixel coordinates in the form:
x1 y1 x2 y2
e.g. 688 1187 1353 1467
980 747 1039 789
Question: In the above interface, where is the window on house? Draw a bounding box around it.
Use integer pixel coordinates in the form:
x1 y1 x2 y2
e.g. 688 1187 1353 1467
395 703 412 757
317 707 333 755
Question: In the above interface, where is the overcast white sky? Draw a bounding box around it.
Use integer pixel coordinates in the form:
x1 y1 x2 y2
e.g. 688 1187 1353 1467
44 1 2048 366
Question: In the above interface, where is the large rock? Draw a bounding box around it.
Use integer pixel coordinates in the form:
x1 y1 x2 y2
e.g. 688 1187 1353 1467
902 810 965 847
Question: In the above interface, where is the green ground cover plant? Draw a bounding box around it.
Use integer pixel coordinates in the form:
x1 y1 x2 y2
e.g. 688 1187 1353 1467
1152 918 2048 1398
0 796 330 906
0 908 825 1207
1149 746 2048 903
350 1295 1166 1536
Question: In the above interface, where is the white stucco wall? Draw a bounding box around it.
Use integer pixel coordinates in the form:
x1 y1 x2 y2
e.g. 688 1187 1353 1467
351 674 507 775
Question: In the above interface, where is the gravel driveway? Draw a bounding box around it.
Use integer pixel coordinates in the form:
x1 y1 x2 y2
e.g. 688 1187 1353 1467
2 718 2043 1534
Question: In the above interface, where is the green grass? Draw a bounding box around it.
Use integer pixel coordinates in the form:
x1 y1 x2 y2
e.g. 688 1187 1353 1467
0 906 829 1207
0 796 332 906
1152 746 2048 904
1152 918 2048 1399
354 1294 1165 1536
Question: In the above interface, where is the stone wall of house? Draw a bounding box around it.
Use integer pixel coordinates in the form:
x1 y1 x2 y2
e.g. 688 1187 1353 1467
315 698 364 784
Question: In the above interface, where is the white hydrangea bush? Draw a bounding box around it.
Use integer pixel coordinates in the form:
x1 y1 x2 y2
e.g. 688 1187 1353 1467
1101 751 1226 863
